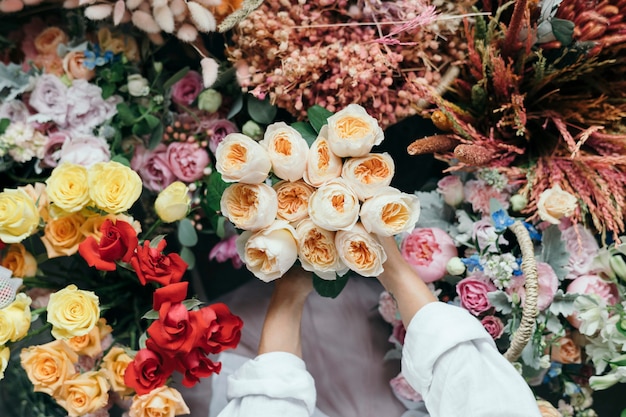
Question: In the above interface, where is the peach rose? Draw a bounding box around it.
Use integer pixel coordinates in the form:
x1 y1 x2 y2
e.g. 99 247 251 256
260 122 309 181
19 182 50 222
549 336 582 364
100 346 134 396
57 371 110 417
341 153 395 200
220 183 278 231
41 212 86 258
1 243 37 278
326 104 384 157
20 340 79 396
34 27 68 55
215 133 271 184
0 293 32 345
295 219 348 280
335 223 387 277
33 54 65 76
274 180 314 223
536 400 562 417
359 187 420 237
308 178 360 231
128 386 190 417
67 318 112 358
303 126 343 187
63 50 96 81
537 185 578 224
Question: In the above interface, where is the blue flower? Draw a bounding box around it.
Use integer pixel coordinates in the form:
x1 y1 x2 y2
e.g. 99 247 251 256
492 209 515 232
461 254 483 272
523 222 542 241
543 362 563 383
513 258 523 276
83 45 118 70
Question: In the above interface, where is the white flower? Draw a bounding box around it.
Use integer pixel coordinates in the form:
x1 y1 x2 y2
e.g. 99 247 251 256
303 125 343 187
341 153 394 201
220 183 278 231
574 294 609 336
127 74 150 97
260 122 309 182
359 187 420 236
308 178 360 231
326 104 384 157
215 133 272 184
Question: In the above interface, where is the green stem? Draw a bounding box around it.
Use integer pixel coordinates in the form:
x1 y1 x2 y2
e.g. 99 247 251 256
141 219 163 241
21 322 52 342
30 307 46 318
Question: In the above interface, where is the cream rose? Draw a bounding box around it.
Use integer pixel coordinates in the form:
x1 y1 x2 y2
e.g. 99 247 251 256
154 181 191 223
129 386 190 417
220 183 278 231
0 346 8 381
260 122 309 181
0 188 41 243
295 219 348 280
100 346 134 396
326 104 384 157
46 163 90 213
341 153 395 200
47 284 100 340
41 212 86 258
236 220 298 282
537 185 578 224
303 125 343 187
1 243 37 278
127 74 150 97
215 133 272 184
308 178 360 231
360 188 421 236
335 223 387 277
0 293 32 345
20 340 79 396
274 180 314 223
57 371 110 417
88 161 143 213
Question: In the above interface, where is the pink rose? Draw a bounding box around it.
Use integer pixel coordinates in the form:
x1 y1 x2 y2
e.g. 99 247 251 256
171 71 203 106
390 322 406 346
65 80 119 132
0 100 30 122
29 74 69 125
166 142 210 182
456 274 497 316
378 291 400 325
390 373 422 403
400 227 458 283
131 144 176 192
566 274 619 328
209 235 243 269
207 118 239 154
437 175 464 207
508 262 559 311
560 224 599 279
472 219 508 253
59 134 111 167
464 179 509 215
40 130 70 168
481 315 504 340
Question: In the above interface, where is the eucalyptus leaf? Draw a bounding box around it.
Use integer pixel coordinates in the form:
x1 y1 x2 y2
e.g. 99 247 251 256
544 313 565 335
111 154 130 167
248 95 277 124
487 290 513 314
291 121 318 145
142 309 159 320
414 191 452 230
313 274 349 298
551 18 574 46
178 219 198 247
548 290 578 317
540 226 570 281
307 105 333 133
163 67 190 91
227 94 244 119
148 122 164 150
180 246 196 270
182 299 204 310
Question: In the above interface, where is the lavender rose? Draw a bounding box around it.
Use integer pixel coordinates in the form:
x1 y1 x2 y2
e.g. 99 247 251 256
207 119 239 154
40 131 70 168
131 144 176 192
171 71 203 106
166 142 210 182
59 134 111 168
456 274 497 316
0 100 30 122
65 80 119 132
29 74 69 125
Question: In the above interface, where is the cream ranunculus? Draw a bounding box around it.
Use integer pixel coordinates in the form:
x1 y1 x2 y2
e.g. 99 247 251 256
46 163 90 213
0 346 9 380
0 188 41 244
0 293 32 345
154 181 191 223
274 180 314 223
303 125 343 187
308 178 360 231
57 371 110 417
360 187 421 237
335 223 387 277
295 219 348 280
260 122 309 182
215 133 272 184
88 161 143 213
236 220 298 282
47 284 100 340
326 104 384 157
341 152 395 200
100 346 134 396
537 185 578 224
20 340 79 396
129 386 190 417
220 183 278 231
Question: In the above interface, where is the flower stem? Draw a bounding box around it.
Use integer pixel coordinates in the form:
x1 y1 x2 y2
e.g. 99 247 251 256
142 219 163 241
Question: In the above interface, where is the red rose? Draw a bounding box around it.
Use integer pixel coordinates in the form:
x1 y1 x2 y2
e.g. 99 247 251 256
153 281 188 310
78 219 138 271
199 303 243 354
124 347 175 395
175 347 222 388
130 239 188 286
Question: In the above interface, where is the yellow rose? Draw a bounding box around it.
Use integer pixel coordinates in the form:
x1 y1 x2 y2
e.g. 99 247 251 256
47 284 100 340
0 188 40 243
46 163 90 213
260 122 309 182
57 371 110 417
129 386 190 417
303 126 343 187
67 318 112 357
41 212 86 258
359 187 421 237
88 161 142 213
215 133 272 184
0 346 9 380
0 293 32 345
274 180 314 223
295 219 348 280
154 181 191 223
20 340 78 396
1 243 37 278
100 346 133 396
326 104 384 157
536 400 562 417
341 153 395 201
335 223 387 277
19 182 50 222
34 27 68 55
537 185 578 224
308 178 360 231
220 183 278 231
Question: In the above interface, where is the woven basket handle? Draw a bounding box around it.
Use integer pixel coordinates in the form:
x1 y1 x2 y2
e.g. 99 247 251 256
503 221 539 362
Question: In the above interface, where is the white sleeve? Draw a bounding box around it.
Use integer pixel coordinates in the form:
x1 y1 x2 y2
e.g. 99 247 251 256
217 351 316 417
401 302 541 417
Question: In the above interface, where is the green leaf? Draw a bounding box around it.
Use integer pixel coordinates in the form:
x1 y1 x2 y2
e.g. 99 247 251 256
144 113 160 129
148 122 164 150
142 309 159 320
182 299 204 310
216 216 226 239
180 246 196 270
540 226 570 281
116 102 136 125
111 154 131 167
551 18 574 46
132 119 151 136
0 118 9 135
487 290 513 314
227 94 243 119
292 121 318 145
163 66 189 91
178 218 198 247
101 83 116 99
206 171 230 212
248 95 277 124
307 105 333 133
621 408 626 417
138 332 148 349
313 274 349 298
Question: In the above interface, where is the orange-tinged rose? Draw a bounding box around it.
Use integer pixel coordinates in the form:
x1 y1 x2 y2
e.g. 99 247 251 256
326 104 384 157
67 318 111 357
34 27 68 55
341 153 394 201
41 212 86 258
536 400 562 417
274 180 314 223
308 178 360 231
220 182 278 231
537 185 578 224
549 336 582 364
335 223 387 277
63 51 95 81
260 122 309 182
215 133 272 184
20 340 79 396
1 243 37 278
57 370 110 417
100 346 133 396
303 126 343 187
359 187 421 237
33 54 65 76
129 386 190 417
19 182 50 222
295 219 347 280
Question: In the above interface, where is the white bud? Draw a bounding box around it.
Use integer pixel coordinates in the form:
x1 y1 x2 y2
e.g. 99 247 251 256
446 257 466 276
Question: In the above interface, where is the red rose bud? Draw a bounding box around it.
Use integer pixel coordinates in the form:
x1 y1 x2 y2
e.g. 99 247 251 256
130 239 188 286
78 219 138 271
199 303 243 354
146 303 207 355
175 348 222 388
124 347 175 395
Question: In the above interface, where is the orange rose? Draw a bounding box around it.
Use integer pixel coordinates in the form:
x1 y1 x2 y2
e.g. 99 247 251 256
63 51 95 81
57 371 110 417
1 243 37 278
536 400 562 417
67 318 112 357
33 54 64 76
129 386 190 417
20 340 78 396
19 182 50 222
100 346 133 396
41 212 86 258
34 27 68 55
549 336 582 364
274 180 314 223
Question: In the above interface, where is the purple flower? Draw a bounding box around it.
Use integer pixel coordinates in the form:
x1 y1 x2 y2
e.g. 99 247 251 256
29 74 69 125
131 144 176 192
65 80 119 133
0 100 30 122
171 71 203 106
207 118 239 154
59 134 111 167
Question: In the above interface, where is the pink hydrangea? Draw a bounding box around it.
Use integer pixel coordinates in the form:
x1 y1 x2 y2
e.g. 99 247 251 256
400 227 458 283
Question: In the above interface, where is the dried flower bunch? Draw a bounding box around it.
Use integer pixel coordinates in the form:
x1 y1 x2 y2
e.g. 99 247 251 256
227 0 473 128
409 0 626 240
